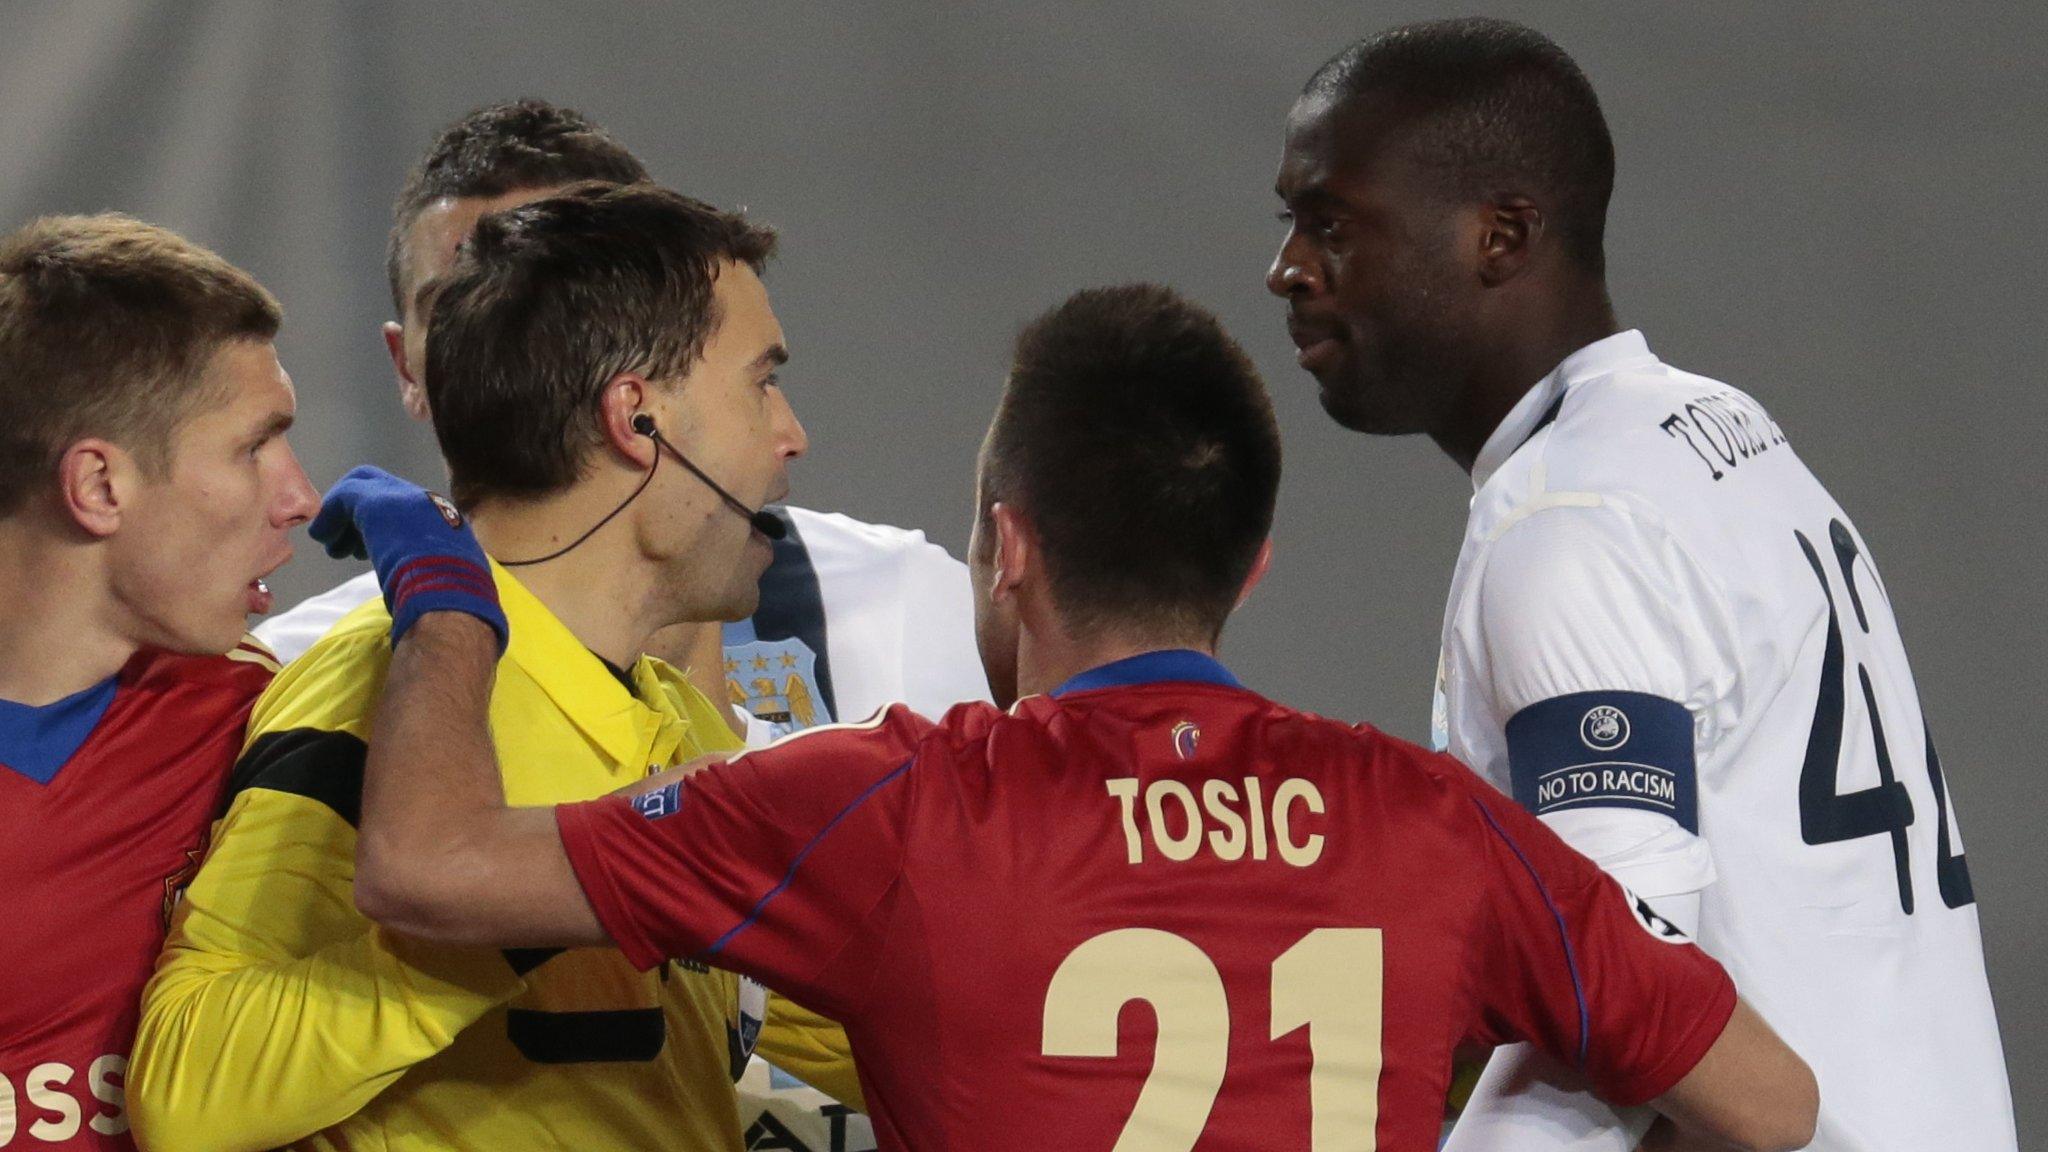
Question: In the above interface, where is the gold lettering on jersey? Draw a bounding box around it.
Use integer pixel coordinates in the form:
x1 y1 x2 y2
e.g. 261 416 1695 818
1147 780 1203 861
1273 778 1326 867
1106 778 1143 863
1201 779 1246 861
1106 777 1326 867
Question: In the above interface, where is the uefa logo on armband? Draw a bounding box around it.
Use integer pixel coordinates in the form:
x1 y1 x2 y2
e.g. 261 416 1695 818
1580 704 1630 751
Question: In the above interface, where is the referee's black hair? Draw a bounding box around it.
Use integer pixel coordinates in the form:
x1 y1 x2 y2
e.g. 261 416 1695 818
387 98 649 315
982 284 1280 642
1307 18 1615 275
423 182 775 510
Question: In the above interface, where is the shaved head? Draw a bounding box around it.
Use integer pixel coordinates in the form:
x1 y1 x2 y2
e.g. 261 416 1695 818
1305 17 1614 275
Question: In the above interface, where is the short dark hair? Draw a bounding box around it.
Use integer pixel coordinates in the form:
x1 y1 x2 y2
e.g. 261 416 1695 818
983 284 1280 642
387 98 649 313
423 182 776 509
1307 18 1615 274
0 214 281 514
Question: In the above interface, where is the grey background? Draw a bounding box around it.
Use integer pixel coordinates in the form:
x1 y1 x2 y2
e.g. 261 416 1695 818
4 0 2039 1139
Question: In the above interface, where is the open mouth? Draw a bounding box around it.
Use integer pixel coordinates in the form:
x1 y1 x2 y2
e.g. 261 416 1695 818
246 548 292 616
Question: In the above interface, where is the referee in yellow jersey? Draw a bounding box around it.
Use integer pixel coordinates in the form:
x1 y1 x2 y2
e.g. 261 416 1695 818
128 182 855 1151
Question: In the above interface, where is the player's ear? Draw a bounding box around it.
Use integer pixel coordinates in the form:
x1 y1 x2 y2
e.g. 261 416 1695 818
1477 196 1544 287
1235 538 1274 609
597 373 658 469
988 501 1033 601
383 322 430 423
56 439 128 539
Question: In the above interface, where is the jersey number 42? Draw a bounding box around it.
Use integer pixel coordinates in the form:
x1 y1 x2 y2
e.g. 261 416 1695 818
1795 519 1973 915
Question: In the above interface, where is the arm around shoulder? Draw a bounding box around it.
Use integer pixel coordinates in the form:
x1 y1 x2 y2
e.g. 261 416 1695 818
1647 998 1816 1152
350 612 610 950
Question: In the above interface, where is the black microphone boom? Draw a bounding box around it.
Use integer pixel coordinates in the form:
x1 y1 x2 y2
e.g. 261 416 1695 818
634 416 787 541
501 414 784 567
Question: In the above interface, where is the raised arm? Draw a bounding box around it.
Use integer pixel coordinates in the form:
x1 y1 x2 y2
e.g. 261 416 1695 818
303 466 608 949
350 611 609 948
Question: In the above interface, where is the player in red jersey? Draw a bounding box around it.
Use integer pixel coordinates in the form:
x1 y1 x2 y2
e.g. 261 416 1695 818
0 215 317 1147
335 285 1816 1151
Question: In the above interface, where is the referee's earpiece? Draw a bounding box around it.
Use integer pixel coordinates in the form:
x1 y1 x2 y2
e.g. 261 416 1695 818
500 412 785 566
626 412 787 542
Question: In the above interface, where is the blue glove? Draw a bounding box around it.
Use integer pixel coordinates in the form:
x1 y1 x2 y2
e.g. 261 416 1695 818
310 465 509 652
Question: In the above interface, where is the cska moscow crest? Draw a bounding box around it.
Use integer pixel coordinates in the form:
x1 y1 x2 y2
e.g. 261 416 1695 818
725 638 833 738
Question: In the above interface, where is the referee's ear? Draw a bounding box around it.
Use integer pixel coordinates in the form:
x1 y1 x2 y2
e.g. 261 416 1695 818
1234 539 1274 610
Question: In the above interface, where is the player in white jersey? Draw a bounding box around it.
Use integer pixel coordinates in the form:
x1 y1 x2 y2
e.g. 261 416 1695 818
1268 19 2015 1151
256 100 985 1152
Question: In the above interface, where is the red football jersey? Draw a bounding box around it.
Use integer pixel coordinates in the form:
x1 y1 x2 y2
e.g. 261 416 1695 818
558 651 1735 1151
0 642 272 1149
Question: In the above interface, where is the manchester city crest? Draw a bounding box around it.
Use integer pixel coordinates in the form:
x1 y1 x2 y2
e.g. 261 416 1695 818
725 637 833 738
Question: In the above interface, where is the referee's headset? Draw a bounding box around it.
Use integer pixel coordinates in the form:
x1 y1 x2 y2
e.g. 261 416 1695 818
497 412 785 569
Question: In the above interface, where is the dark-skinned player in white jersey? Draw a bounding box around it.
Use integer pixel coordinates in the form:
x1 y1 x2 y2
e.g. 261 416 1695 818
1269 18 2014 1151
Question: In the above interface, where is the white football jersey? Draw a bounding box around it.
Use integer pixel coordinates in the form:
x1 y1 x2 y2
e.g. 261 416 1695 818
1436 331 2014 1150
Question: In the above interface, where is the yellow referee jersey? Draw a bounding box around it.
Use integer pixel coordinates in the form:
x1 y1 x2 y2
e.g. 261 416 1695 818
129 563 860 1151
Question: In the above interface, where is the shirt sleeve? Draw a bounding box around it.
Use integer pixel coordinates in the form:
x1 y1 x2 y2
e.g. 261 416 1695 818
555 705 935 1019
1461 774 1737 1108
1443 1042 1652 1152
130 731 524 1152
1470 502 1733 896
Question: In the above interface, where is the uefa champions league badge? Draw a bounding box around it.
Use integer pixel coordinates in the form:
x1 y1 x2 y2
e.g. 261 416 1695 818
633 780 685 821
1621 884 1691 943
724 638 832 738
1171 720 1201 760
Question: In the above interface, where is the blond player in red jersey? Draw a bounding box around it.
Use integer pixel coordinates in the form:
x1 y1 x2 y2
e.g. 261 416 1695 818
0 214 316 1148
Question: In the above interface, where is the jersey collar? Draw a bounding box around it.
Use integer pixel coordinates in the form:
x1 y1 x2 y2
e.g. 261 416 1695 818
1050 649 1241 697
1470 329 1659 493
490 559 697 770
0 674 120 786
